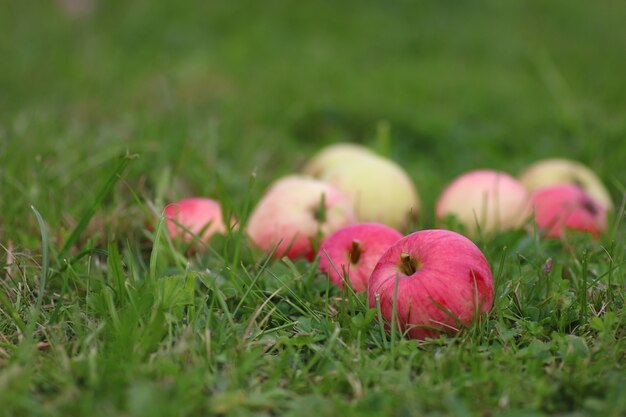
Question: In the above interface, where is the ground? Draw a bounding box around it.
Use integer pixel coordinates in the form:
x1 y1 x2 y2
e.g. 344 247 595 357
1 0 625 416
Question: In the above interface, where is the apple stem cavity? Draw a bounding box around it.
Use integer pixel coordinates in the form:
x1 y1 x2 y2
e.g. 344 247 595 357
349 239 362 264
572 178 585 190
399 252 419 275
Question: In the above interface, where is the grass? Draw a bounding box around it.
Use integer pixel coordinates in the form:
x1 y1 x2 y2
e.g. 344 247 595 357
1 0 626 415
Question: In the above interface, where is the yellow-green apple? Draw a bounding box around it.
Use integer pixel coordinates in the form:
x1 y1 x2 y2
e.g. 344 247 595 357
303 143 378 177
519 158 613 210
247 175 355 260
529 184 607 239
368 229 493 340
317 155 420 229
163 197 227 242
436 170 529 235
317 223 403 292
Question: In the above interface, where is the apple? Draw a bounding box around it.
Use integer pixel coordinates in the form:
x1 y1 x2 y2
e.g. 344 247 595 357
519 158 613 210
436 170 530 235
163 197 227 243
317 154 420 230
247 175 355 260
317 223 403 292
529 185 607 239
303 143 378 178
368 229 494 340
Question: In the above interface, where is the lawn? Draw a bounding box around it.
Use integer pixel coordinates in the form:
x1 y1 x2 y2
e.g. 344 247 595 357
1 0 625 415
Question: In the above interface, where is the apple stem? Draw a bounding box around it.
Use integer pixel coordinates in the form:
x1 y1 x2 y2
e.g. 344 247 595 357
399 252 419 275
349 239 362 264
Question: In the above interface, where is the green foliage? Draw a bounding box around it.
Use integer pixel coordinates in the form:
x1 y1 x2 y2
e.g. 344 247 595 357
1 0 626 416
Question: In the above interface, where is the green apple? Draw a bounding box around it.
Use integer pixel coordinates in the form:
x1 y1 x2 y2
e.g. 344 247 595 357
303 143 378 177
318 154 420 230
518 158 613 210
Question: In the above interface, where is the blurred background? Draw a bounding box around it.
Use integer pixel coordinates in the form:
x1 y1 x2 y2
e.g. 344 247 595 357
1 0 625 244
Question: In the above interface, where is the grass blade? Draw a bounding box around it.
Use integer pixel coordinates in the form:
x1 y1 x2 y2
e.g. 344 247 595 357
30 205 49 311
57 153 136 262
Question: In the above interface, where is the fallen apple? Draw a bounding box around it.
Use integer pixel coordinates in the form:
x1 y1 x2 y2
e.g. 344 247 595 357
303 142 378 178
529 184 607 239
247 175 355 260
163 197 227 243
519 158 613 210
318 154 420 230
317 222 403 292
368 229 494 340
436 170 529 235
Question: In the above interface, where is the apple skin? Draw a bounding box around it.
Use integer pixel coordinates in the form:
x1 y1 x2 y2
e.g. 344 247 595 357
318 155 420 230
317 223 403 292
368 229 494 340
529 185 607 239
163 197 227 242
303 143 378 178
247 175 355 260
436 170 529 235
519 158 613 210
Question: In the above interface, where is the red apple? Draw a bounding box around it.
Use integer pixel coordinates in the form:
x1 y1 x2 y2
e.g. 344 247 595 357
529 185 607 239
163 197 227 242
368 229 494 340
317 223 403 292
436 170 529 235
247 175 355 260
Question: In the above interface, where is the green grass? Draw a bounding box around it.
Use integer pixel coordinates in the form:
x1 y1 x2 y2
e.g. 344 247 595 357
1 0 626 415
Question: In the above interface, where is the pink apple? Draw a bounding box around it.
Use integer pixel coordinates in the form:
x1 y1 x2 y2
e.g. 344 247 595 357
317 223 403 292
247 175 355 260
163 197 227 243
436 170 530 235
368 229 494 340
529 185 607 239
